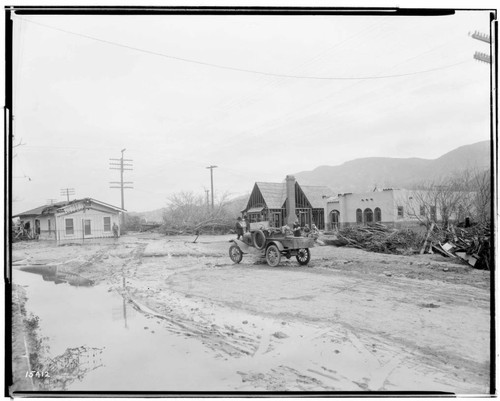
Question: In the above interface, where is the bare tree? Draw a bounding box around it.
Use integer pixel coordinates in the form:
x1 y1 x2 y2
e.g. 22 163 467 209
462 167 491 224
162 191 234 233
405 168 490 228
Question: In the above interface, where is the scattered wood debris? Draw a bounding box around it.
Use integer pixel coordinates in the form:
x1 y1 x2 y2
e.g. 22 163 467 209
321 222 491 270
323 223 421 255
424 223 491 270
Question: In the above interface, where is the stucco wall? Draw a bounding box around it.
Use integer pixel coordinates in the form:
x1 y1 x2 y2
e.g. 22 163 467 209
339 190 396 224
56 210 120 241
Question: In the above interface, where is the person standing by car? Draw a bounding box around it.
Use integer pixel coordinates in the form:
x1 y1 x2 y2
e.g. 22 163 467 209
293 219 302 237
235 217 244 240
243 215 250 233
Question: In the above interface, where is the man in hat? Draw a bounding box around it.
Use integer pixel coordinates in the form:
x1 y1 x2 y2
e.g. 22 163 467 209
235 217 244 240
293 219 302 237
243 215 250 233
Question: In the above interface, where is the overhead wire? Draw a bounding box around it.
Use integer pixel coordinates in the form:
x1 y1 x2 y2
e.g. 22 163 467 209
194 20 387 131
12 15 478 187
18 16 469 81
247 30 472 132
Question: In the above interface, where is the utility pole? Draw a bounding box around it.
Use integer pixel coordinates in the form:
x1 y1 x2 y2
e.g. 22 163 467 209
47 198 57 205
470 30 491 64
60 188 75 202
206 165 218 210
205 189 210 212
110 149 134 225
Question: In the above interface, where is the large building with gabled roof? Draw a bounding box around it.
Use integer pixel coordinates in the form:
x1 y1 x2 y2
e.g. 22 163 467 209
242 176 332 229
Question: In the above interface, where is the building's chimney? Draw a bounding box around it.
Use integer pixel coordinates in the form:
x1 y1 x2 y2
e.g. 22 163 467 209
286 175 296 226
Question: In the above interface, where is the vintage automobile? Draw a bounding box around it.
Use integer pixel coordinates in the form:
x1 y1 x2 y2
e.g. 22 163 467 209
228 222 315 267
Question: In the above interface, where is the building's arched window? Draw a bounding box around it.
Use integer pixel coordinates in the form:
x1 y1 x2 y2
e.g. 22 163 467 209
356 209 363 224
331 210 340 230
374 207 381 222
364 208 373 224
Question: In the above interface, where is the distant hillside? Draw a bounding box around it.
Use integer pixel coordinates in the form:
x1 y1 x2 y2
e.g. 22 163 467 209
129 193 250 222
128 208 165 223
294 140 490 194
224 193 250 216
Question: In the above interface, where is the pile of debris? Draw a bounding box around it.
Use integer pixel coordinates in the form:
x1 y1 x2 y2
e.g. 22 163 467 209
420 223 491 270
325 223 422 255
12 225 35 242
323 222 491 270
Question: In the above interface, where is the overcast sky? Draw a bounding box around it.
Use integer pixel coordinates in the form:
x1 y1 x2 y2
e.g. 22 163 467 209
11 8 492 214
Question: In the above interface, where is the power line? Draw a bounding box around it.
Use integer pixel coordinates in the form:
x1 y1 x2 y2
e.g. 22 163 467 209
20 16 469 81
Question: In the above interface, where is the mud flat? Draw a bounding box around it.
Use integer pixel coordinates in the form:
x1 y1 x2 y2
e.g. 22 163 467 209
10 233 491 394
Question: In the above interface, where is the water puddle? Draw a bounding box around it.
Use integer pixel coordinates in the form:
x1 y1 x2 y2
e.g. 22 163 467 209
12 269 243 391
19 266 94 286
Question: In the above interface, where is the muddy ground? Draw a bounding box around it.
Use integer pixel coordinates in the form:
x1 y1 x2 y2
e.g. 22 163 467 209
10 232 491 394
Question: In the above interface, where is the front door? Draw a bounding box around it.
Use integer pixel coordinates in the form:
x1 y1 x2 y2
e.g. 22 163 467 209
84 219 92 236
331 210 340 230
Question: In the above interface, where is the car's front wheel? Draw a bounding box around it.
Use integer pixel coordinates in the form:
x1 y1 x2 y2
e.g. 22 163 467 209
229 244 243 264
266 244 281 267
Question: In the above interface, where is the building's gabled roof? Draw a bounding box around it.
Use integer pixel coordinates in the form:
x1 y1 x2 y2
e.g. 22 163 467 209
14 198 125 218
255 182 287 209
13 205 52 218
301 185 332 208
79 198 125 212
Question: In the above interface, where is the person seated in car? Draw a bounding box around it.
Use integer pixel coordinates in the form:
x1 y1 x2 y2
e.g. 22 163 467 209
293 220 302 237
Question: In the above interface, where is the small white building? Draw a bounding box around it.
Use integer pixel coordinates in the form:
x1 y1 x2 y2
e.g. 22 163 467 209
14 198 125 241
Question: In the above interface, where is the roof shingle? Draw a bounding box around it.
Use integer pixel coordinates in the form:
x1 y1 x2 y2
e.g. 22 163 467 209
255 182 287 209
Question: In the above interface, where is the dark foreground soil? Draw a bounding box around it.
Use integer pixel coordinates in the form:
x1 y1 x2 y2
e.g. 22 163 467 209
10 233 492 394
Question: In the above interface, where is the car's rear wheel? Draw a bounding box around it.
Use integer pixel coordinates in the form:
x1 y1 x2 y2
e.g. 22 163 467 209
296 248 311 265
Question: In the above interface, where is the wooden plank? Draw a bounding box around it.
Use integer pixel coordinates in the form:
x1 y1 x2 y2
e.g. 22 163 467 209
420 223 435 254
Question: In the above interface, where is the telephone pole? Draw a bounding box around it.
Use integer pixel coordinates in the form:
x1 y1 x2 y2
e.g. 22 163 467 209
109 149 134 224
205 189 210 212
470 30 491 64
60 188 75 202
206 165 217 210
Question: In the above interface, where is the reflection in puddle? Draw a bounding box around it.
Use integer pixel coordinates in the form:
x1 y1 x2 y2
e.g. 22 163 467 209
38 346 104 390
20 266 95 287
13 268 242 391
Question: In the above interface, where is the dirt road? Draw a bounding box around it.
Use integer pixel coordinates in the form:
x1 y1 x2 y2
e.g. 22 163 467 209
10 233 491 394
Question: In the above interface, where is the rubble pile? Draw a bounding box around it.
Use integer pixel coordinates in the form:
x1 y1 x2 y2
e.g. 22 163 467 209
332 223 422 255
421 223 491 270
324 222 491 270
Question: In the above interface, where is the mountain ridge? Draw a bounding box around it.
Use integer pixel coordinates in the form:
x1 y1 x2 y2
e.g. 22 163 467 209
294 140 490 194
132 140 490 219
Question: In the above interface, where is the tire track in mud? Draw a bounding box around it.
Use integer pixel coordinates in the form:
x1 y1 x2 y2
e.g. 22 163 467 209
118 242 262 359
238 366 328 391
332 321 489 393
122 294 260 359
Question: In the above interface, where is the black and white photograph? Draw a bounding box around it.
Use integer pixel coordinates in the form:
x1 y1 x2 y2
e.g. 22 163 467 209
6 5 495 396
